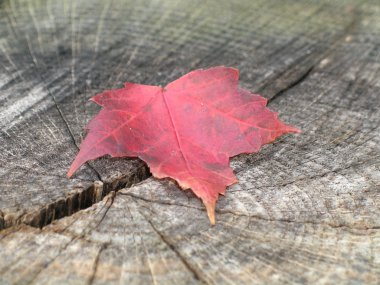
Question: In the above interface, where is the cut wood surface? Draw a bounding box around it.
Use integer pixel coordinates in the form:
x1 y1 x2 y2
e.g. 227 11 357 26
0 0 379 284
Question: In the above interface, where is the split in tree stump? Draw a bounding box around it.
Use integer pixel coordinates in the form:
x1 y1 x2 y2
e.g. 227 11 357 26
0 0 379 284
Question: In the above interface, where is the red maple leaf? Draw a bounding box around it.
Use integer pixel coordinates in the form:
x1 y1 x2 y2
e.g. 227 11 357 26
68 67 300 224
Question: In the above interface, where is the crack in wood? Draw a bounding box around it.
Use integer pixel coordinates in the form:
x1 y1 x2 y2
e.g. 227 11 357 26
268 65 314 104
0 166 150 231
87 243 109 285
1 1 379 283
23 236 77 285
124 192 380 232
143 214 209 284
262 8 360 104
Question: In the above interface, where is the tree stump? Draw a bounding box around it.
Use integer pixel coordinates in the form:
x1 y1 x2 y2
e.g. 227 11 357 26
0 0 379 284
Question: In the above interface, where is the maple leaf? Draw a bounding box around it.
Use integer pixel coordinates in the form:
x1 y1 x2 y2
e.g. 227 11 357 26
67 67 300 224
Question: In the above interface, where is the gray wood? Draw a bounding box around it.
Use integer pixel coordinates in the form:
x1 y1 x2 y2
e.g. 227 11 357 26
1 0 380 284
0 0 152 229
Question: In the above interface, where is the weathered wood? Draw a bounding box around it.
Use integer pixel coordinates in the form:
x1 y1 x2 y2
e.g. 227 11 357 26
1 0 380 284
1 185 379 284
0 0 153 228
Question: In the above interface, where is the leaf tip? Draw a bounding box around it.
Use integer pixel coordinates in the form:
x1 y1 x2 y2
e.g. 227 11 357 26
67 167 74 179
289 126 302 134
67 158 81 179
204 201 216 225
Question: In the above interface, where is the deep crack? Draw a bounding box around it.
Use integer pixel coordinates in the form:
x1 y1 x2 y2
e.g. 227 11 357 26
0 163 151 231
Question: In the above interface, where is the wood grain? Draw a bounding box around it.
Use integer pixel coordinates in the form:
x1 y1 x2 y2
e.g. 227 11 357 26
0 0 379 284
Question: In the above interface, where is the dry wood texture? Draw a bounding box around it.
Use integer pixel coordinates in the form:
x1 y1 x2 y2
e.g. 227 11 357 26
0 0 379 284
